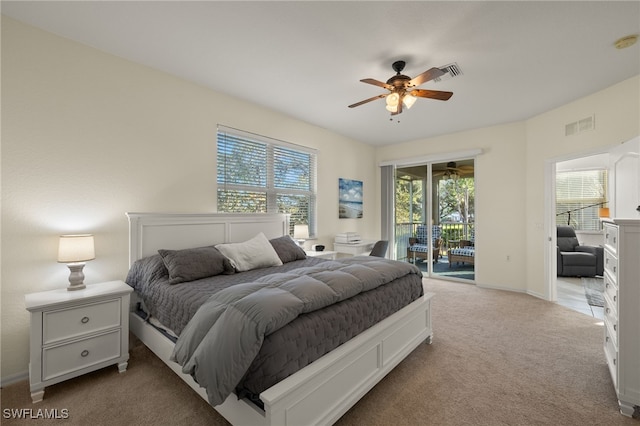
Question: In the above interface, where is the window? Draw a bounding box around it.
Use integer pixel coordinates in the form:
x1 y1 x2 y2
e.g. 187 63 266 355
556 169 607 231
216 126 317 236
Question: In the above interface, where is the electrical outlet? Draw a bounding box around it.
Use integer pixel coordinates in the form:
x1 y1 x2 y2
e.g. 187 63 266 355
506 255 511 261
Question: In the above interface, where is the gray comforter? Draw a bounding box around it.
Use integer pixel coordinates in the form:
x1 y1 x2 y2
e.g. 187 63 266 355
170 257 421 407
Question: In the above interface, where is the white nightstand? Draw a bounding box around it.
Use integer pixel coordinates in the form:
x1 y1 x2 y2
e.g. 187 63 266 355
333 240 376 256
305 250 338 260
25 280 133 403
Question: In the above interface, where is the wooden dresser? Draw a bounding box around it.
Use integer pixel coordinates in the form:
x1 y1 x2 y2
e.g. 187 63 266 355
602 218 640 417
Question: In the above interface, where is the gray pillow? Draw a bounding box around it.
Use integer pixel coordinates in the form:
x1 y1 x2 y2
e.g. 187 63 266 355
270 235 307 263
158 246 234 284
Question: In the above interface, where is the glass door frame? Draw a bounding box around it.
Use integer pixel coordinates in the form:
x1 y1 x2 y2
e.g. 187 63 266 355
381 149 481 279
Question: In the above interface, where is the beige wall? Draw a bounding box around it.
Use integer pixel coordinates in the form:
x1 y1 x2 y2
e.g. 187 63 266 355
376 122 528 291
2 16 639 381
376 75 639 299
1 18 377 380
524 76 639 297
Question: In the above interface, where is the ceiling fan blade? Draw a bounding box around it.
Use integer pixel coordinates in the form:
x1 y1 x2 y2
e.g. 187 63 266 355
407 67 445 87
410 89 453 101
360 78 393 90
348 94 387 108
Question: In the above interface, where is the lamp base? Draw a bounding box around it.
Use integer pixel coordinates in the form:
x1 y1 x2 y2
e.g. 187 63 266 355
66 263 87 291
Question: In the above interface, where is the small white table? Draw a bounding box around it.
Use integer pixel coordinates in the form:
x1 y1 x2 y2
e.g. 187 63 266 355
333 240 376 256
25 281 133 403
305 250 338 260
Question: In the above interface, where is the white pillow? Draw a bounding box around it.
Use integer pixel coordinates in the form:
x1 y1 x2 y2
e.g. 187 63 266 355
216 232 283 272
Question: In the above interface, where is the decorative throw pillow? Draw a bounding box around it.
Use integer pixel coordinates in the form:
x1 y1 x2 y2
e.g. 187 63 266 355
216 232 283 272
158 246 234 285
270 235 307 263
125 254 168 291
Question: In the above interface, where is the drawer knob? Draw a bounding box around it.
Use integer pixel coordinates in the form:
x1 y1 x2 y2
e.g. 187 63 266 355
81 316 90 324
81 349 89 357
606 308 610 313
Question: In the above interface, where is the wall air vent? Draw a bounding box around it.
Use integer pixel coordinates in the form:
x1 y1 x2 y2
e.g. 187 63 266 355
433 63 462 82
565 115 595 136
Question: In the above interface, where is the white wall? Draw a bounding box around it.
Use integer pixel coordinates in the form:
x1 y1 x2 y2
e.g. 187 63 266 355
525 76 639 297
3 16 639 382
376 123 528 292
556 154 608 172
1 17 377 380
377 75 640 299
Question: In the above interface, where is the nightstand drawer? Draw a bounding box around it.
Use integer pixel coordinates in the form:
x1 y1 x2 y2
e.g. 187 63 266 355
43 329 121 381
43 298 121 344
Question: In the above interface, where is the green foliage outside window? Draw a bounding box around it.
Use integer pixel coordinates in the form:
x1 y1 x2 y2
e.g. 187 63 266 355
216 127 317 236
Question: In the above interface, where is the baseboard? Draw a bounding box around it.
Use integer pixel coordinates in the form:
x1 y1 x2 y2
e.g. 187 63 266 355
1 370 28 387
476 282 526 294
526 289 546 300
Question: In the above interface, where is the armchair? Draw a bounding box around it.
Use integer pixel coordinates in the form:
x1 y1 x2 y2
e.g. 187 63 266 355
407 225 442 263
556 225 603 277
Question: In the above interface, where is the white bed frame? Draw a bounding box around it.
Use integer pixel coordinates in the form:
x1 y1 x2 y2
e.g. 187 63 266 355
126 212 433 426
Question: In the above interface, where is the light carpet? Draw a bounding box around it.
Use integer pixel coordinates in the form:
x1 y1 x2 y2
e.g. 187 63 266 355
2 280 637 425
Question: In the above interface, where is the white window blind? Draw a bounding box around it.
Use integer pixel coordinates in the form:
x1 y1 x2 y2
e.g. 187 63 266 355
556 169 607 230
217 125 317 236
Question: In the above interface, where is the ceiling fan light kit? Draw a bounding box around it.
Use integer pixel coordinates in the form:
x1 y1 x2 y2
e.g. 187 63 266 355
349 60 454 116
433 161 474 180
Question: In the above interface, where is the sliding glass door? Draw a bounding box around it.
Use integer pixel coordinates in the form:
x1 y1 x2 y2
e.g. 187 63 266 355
394 159 475 281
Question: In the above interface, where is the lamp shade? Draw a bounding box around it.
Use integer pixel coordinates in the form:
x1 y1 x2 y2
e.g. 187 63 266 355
293 224 309 240
385 92 400 107
58 234 95 263
403 94 417 109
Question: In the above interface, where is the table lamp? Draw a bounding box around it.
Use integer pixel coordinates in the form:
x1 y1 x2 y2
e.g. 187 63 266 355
58 234 95 291
293 224 309 247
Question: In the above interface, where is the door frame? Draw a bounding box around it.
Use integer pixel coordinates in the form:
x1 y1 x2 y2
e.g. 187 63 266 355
543 146 614 302
381 149 482 277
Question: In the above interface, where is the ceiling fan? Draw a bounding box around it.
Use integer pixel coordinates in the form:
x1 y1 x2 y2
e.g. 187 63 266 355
433 162 474 179
348 60 453 115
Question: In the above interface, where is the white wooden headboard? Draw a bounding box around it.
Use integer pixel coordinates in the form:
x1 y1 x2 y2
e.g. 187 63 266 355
126 212 290 266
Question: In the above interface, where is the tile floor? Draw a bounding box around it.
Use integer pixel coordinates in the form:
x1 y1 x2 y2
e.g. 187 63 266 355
556 277 604 319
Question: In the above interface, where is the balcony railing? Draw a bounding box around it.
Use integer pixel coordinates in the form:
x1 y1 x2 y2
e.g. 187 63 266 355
394 222 475 261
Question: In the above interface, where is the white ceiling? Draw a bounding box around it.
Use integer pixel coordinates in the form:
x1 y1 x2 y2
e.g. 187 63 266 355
2 1 639 146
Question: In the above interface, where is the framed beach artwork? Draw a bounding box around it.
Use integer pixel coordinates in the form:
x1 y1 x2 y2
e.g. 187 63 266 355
339 178 363 219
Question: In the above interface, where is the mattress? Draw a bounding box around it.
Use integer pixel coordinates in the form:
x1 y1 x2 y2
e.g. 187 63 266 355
126 254 423 401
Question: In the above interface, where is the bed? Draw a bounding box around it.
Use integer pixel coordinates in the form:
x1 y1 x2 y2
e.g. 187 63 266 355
126 212 434 426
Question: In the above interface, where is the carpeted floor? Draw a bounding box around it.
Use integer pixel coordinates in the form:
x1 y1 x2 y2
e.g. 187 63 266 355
2 279 637 425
